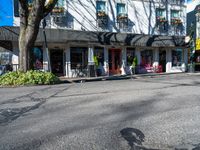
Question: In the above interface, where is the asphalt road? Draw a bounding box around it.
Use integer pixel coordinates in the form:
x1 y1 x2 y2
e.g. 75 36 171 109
0 73 200 150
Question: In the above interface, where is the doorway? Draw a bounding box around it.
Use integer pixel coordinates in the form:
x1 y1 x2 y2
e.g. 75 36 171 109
50 49 64 76
109 49 121 75
159 50 166 72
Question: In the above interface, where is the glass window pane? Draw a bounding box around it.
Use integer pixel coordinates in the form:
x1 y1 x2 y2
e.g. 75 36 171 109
127 48 135 66
141 50 153 67
117 3 125 15
96 1 105 11
172 49 182 67
56 0 64 7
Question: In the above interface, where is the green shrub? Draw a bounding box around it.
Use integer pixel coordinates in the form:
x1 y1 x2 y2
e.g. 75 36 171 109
0 70 60 86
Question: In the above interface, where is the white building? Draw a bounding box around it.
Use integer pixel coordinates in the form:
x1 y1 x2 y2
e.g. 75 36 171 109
0 0 188 77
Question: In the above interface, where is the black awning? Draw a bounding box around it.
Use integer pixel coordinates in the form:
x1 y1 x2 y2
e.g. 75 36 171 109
0 40 13 51
0 26 186 47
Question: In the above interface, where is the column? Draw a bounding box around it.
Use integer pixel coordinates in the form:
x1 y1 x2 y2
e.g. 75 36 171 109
166 49 172 73
65 45 71 77
104 46 109 76
88 46 95 77
153 48 159 67
135 48 141 65
43 45 50 72
121 47 127 75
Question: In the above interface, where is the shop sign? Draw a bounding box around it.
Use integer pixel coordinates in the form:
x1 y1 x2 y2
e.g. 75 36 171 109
196 39 200 50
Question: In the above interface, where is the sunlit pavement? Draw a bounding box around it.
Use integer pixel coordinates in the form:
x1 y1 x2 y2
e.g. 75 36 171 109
0 73 200 150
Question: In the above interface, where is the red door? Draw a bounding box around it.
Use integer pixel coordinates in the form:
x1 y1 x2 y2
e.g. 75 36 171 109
108 49 121 75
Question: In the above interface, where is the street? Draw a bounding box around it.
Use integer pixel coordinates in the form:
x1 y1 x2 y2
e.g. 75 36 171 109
0 73 200 150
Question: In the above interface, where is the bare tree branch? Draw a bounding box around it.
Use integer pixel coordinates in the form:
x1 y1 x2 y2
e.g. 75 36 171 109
43 0 59 18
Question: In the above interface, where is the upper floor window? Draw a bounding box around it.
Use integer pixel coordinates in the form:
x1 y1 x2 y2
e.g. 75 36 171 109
96 1 107 29
171 10 179 18
170 0 185 5
156 8 165 17
52 0 64 14
156 8 167 31
96 1 106 12
171 10 182 26
117 3 126 15
55 0 64 7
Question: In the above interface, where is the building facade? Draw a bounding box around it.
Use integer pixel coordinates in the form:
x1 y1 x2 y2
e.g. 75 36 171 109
0 0 188 77
187 1 200 71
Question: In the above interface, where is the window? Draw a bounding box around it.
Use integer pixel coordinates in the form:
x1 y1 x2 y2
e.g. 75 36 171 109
96 1 106 12
171 10 179 18
94 47 104 66
14 0 19 17
156 8 165 17
127 48 135 66
172 49 182 67
117 3 126 15
141 50 153 67
70 47 88 69
55 0 64 7
29 47 43 70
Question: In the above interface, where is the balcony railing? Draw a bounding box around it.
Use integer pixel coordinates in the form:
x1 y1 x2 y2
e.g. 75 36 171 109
117 13 128 31
156 16 167 25
170 0 185 5
117 13 128 20
171 18 182 26
52 7 64 15
96 11 108 29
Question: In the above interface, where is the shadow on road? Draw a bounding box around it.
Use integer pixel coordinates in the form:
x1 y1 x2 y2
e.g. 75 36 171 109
120 127 159 150
120 127 200 150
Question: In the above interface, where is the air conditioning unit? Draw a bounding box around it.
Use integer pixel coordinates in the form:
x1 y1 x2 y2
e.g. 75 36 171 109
53 16 63 23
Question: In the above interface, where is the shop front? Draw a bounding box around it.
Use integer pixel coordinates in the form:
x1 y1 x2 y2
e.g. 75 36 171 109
0 27 187 78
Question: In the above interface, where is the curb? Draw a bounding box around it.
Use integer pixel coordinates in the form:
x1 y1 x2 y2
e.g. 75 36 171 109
59 72 198 83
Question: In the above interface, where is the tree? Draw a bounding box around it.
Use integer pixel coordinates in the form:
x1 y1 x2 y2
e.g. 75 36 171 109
19 0 58 72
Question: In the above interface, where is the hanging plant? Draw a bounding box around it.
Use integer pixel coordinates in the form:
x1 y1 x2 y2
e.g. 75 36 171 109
97 10 107 17
52 7 64 13
171 18 182 25
156 16 167 24
117 13 128 20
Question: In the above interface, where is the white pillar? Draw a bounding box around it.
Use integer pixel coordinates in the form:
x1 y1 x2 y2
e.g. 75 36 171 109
135 48 141 65
104 46 109 75
153 48 159 67
166 49 172 73
88 46 94 65
121 47 127 75
181 48 188 72
65 45 71 77
43 45 50 72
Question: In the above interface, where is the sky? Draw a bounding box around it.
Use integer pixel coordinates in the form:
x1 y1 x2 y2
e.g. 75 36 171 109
187 0 200 12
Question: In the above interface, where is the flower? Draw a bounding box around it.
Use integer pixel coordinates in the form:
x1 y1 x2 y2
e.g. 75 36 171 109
117 13 128 20
97 11 106 17
52 7 64 13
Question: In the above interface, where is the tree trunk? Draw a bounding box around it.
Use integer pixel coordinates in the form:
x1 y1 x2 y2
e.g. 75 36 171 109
19 28 28 72
18 0 59 72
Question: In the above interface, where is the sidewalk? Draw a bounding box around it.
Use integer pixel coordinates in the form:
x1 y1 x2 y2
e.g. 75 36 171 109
59 72 200 83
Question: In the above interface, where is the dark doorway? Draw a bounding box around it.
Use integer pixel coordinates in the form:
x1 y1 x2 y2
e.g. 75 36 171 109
50 49 64 76
109 49 121 75
159 50 166 72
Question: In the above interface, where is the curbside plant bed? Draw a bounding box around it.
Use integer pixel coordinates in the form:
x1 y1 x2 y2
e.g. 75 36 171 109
0 70 60 87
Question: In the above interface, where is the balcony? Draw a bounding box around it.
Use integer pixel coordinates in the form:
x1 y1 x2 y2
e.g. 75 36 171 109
117 13 128 20
156 16 167 25
117 13 128 31
96 11 108 29
52 7 64 15
170 0 185 5
171 18 182 26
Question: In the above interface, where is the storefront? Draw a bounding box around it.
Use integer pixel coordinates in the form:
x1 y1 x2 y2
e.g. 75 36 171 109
0 27 187 77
